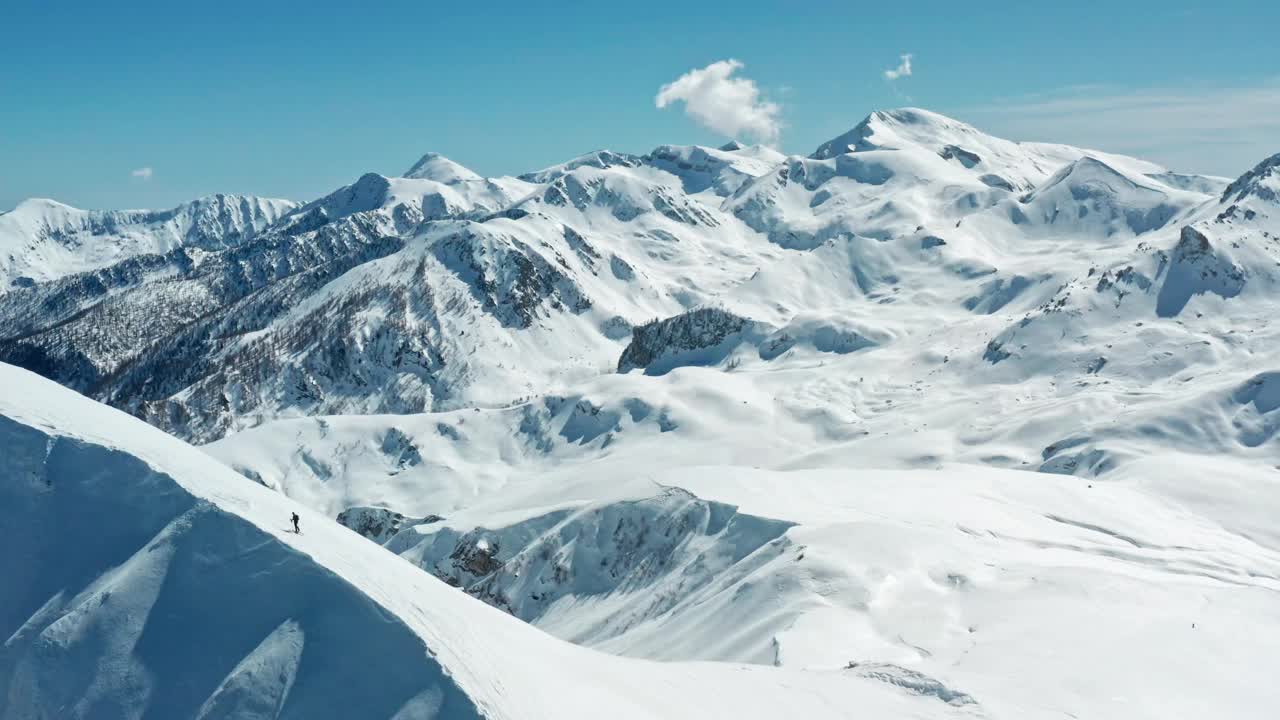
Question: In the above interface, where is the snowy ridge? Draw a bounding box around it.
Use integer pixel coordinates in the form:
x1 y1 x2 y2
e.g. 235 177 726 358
1 109 1247 444
0 105 1267 467
1221 152 1280 204
0 194 298 286
0 363 974 719
994 155 1205 237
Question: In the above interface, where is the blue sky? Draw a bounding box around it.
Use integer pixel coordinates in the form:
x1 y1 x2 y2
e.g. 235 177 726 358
3 0 1278 210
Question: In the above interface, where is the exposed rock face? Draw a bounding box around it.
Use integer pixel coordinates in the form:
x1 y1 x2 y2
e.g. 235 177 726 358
0 215 401 395
1155 225 1246 317
1221 152 1280 204
939 144 982 168
449 535 505 578
432 228 591 329
618 308 751 374
336 506 442 544
0 210 420 441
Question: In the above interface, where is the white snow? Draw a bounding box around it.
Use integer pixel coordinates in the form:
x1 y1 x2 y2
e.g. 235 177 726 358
5 107 1280 718
0 363 978 719
202 369 1280 719
403 152 486 184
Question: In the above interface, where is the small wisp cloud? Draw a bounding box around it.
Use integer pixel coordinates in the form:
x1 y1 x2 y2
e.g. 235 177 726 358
884 54 913 81
656 60 781 145
131 167 154 181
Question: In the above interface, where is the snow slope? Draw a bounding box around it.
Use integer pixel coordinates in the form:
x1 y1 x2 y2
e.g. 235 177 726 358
197 139 1280 719
387 460 1280 719
204 372 1280 719
0 362 972 720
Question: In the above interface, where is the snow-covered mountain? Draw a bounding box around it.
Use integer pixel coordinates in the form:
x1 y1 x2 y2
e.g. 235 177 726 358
0 108 1242 445
7 349 1280 718
0 194 298 287
3 108 1280 717
3 364 966 719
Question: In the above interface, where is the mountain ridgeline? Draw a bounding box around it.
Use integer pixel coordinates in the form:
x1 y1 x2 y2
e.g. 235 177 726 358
5 108 1280 720
0 108 1276 448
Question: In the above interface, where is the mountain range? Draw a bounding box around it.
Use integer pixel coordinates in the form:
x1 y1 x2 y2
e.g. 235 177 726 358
3 108 1279 719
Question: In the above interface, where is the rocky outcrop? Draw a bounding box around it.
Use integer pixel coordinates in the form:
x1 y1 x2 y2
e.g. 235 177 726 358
336 506 442 544
618 308 752 374
1221 152 1280 204
1155 225 1246 317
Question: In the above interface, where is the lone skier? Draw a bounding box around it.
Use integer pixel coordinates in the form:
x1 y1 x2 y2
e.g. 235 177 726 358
291 512 300 534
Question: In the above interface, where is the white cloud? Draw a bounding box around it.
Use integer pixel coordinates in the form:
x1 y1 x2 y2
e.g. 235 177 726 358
961 80 1280 177
131 167 154 181
884 54 913 81
656 59 781 145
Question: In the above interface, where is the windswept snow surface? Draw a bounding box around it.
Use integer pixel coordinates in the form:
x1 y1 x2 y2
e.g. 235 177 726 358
0 364 970 719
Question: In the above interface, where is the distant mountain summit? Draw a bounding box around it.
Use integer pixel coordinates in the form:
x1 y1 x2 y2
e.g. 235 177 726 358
0 193 297 285
1221 152 1280 204
402 152 485 184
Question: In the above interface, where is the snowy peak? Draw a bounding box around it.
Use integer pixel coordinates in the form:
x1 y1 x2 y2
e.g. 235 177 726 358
520 143 782 199
1026 155 1149 197
1221 152 1280 205
402 152 483 184
7 108 1280 720
518 150 644 183
810 107 1180 195
281 168 501 235
1155 224 1247 316
283 173 394 232
4 197 81 219
0 199 96 245
641 142 784 195
524 164 722 228
159 193 299 245
1008 155 1195 235
3 194 297 235
808 115 877 159
810 108 981 160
